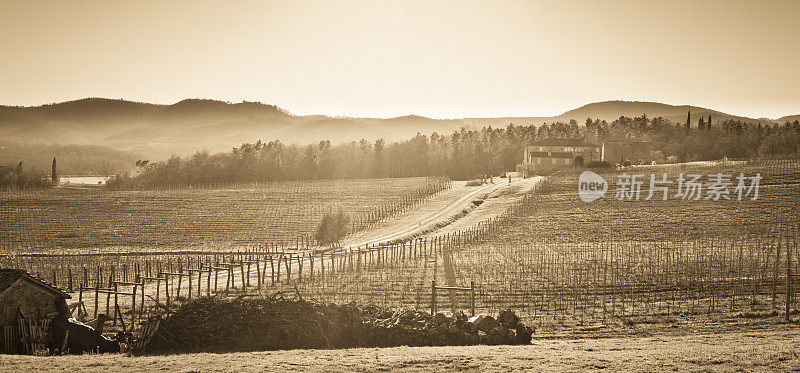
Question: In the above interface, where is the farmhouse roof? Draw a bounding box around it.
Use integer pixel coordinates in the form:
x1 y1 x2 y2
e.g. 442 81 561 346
602 138 653 143
0 268 71 299
528 151 574 158
530 138 599 147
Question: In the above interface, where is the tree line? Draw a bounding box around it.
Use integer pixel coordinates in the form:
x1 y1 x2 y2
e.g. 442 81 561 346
102 115 799 189
0 141 138 176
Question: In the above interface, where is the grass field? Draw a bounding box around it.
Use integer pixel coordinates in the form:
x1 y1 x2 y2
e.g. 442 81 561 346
2 327 798 372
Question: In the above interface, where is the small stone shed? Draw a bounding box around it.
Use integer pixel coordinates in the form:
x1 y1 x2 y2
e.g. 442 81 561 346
0 268 71 354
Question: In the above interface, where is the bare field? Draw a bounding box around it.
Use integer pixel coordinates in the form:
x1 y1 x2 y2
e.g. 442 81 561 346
1 327 798 372
504 161 800 244
0 177 448 254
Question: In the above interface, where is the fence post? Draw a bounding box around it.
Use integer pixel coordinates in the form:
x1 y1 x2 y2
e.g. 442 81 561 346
470 280 475 316
188 270 192 300
165 276 170 310
431 280 437 315
240 263 246 291
113 283 118 326
774 238 781 309
78 285 83 320
787 236 792 321
132 285 137 328
256 258 262 289
94 285 99 319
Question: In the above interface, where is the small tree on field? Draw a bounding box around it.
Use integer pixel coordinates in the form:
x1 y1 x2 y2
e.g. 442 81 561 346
315 209 350 247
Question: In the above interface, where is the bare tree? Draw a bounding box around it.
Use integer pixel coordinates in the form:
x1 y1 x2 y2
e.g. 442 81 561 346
97 161 115 177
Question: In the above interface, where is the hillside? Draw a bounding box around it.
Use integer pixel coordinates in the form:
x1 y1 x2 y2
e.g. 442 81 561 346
0 99 468 159
0 98 791 162
778 114 800 123
553 100 756 123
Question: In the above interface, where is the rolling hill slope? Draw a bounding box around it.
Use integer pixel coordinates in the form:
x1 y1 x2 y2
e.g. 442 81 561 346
0 98 791 161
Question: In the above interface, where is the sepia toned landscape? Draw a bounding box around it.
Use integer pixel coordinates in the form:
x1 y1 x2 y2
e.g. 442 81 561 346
1 0 799 371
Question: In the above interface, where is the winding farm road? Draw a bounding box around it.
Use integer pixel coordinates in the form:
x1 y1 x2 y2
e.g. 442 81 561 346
345 180 498 247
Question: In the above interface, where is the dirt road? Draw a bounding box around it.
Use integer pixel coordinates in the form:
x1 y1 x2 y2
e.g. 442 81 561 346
345 176 540 246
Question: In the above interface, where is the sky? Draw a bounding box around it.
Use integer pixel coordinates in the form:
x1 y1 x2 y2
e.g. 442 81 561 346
1 0 798 119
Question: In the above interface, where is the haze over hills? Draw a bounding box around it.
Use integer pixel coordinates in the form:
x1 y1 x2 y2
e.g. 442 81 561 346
0 98 796 162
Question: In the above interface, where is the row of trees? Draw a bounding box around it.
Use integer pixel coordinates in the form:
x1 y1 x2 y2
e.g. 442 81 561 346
0 162 54 190
105 116 799 188
580 114 800 160
0 141 138 176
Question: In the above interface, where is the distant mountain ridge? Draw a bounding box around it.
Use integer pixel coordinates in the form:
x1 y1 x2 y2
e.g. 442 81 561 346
0 98 795 160
554 100 757 124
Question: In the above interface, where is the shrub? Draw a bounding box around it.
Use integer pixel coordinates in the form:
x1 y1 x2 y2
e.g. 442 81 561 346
0 167 53 190
585 161 613 169
315 209 350 246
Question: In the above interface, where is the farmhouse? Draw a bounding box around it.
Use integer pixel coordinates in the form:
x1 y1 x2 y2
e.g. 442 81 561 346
522 138 601 171
0 268 70 354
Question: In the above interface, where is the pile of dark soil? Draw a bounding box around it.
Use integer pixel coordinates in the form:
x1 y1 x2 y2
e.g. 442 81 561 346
145 295 532 353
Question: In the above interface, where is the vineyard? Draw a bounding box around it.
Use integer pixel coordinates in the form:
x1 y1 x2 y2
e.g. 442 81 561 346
246 159 800 334
0 177 449 254
1 159 799 342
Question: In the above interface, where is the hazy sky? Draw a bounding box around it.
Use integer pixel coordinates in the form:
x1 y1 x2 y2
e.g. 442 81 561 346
1 0 798 119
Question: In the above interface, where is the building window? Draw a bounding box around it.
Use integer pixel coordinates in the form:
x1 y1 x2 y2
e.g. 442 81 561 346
565 158 570 165
537 158 542 164
551 158 556 164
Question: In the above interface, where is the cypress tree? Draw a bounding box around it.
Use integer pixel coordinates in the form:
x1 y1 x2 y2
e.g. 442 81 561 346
685 110 691 133
51 157 58 185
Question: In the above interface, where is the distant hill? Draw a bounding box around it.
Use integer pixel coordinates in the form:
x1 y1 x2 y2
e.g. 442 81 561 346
0 99 467 159
777 114 800 123
553 100 756 124
0 98 791 161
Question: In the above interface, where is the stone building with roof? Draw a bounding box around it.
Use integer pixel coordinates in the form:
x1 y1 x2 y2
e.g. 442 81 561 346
522 138 601 171
0 268 71 353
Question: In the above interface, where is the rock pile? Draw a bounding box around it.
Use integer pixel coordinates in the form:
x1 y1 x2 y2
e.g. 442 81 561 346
362 308 533 347
145 295 533 353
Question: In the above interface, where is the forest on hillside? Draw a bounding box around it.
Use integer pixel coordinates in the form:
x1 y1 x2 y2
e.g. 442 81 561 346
107 115 800 189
